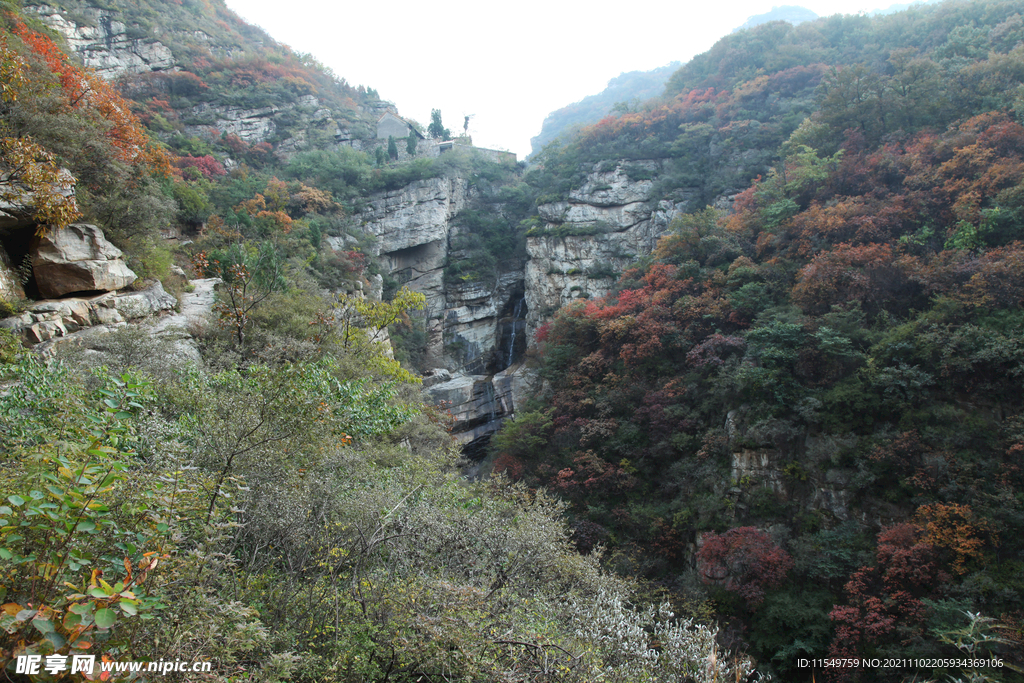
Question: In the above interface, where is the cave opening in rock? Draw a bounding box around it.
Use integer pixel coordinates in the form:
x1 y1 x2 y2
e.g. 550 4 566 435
0 226 39 299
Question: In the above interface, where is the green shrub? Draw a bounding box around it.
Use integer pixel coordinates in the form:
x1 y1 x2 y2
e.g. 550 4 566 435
0 328 22 364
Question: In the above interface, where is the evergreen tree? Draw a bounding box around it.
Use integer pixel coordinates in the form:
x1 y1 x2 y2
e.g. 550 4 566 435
406 133 417 156
387 135 398 161
428 109 451 140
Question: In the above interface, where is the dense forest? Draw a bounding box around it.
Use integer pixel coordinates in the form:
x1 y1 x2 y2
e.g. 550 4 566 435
1 0 1024 681
504 1 1024 681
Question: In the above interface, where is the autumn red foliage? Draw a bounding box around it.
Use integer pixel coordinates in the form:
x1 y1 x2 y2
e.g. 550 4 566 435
696 526 793 608
827 523 948 682
11 18 171 176
551 451 637 502
175 154 227 180
491 453 525 481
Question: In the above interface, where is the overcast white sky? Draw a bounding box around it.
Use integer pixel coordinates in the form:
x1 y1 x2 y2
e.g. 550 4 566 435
223 1 890 158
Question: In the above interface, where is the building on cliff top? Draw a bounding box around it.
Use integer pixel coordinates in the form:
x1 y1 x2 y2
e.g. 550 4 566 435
376 113 426 141
375 113 516 163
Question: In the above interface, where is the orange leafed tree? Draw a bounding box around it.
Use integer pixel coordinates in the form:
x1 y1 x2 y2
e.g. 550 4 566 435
10 18 171 177
915 502 997 575
0 38 80 228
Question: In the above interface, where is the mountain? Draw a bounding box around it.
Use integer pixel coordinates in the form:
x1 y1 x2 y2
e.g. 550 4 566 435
3 0 1024 680
528 62 681 157
528 6 821 158
732 4 819 31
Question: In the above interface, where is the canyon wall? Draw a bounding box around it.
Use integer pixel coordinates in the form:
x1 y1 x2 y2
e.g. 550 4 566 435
354 161 695 455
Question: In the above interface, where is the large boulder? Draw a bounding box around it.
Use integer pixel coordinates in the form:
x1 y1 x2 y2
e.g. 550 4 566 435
31 224 137 298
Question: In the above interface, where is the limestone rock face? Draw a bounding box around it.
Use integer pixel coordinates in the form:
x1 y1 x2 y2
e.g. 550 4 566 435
345 175 531 453
185 104 279 144
344 164 698 451
355 176 529 374
113 281 178 319
32 224 137 298
363 177 470 255
423 370 513 454
0 281 176 345
567 163 657 206
525 160 693 335
27 4 174 78
420 363 542 456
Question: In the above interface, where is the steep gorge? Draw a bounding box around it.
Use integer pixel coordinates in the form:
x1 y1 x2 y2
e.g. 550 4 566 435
354 159 708 455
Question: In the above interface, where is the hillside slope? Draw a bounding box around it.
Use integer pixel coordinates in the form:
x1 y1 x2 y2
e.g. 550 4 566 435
529 63 681 157
498 1 1024 680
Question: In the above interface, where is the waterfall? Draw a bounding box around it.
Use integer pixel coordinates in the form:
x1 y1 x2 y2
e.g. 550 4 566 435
485 381 496 422
506 298 525 369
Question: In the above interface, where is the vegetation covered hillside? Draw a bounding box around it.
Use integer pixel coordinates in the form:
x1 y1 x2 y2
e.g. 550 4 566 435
526 0 1024 221
499 1 1024 681
528 63 682 157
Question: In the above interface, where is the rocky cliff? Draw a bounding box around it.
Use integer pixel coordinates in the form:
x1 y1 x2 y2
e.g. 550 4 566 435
353 160 693 455
25 2 380 161
354 175 531 455
525 160 691 335
27 3 175 77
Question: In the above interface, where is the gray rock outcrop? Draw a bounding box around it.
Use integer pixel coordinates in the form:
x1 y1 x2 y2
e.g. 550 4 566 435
144 277 220 365
31 224 137 298
347 175 530 452
184 104 279 144
27 5 174 78
0 280 176 345
356 176 530 374
525 160 692 336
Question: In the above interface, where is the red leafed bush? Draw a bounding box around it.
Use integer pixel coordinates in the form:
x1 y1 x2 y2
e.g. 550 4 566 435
491 453 525 481
826 523 947 682
175 154 227 180
791 242 922 315
696 526 793 608
551 451 637 501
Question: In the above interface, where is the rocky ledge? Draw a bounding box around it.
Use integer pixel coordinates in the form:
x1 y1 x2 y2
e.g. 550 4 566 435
0 281 177 345
32 224 138 299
